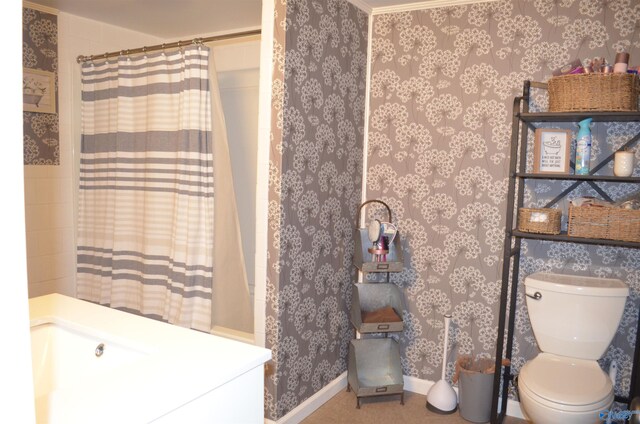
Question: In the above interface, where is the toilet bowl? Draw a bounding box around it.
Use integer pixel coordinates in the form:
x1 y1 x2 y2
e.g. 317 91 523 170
518 353 613 424
520 272 628 424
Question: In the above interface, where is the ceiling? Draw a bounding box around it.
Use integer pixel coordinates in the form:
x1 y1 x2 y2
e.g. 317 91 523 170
26 0 264 39
24 0 429 39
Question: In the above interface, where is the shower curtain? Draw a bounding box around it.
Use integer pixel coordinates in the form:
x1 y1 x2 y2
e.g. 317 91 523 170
207 50 254 334
77 44 254 334
77 46 215 332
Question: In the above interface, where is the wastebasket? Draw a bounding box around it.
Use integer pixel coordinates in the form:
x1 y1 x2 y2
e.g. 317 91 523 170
453 355 499 423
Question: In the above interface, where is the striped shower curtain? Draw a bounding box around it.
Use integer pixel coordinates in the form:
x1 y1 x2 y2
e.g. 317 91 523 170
77 46 213 332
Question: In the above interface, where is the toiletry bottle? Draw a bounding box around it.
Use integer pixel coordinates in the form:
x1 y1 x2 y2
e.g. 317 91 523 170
575 118 593 175
614 52 629 73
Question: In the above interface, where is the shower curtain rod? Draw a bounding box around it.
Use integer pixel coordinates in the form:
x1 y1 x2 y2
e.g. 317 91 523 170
76 28 261 63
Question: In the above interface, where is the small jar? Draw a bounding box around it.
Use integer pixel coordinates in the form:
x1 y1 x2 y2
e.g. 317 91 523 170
614 150 635 177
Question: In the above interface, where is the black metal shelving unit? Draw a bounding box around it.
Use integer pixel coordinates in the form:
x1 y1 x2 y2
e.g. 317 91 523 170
490 80 640 423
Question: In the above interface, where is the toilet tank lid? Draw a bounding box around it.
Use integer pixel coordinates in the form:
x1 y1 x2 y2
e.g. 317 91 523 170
525 272 628 297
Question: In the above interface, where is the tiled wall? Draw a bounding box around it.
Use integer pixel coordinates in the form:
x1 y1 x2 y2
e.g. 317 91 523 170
367 0 640 402
24 5 162 298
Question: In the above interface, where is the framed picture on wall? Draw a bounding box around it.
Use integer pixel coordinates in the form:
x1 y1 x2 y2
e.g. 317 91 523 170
23 68 56 114
533 128 572 174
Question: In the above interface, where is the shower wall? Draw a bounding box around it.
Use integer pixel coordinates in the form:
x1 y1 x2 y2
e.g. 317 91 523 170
23 4 162 299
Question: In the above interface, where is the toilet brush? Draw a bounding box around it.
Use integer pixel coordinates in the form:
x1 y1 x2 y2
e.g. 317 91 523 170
426 314 458 414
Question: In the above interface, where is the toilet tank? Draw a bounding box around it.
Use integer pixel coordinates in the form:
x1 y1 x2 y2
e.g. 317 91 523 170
525 272 628 360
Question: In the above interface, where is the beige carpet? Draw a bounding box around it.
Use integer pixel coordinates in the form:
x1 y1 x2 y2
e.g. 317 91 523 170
301 389 527 424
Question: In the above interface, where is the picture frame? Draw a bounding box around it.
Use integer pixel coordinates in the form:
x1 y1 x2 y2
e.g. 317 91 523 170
533 128 572 174
23 68 56 114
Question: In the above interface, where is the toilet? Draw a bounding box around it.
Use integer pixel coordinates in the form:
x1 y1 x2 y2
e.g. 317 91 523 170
518 272 629 424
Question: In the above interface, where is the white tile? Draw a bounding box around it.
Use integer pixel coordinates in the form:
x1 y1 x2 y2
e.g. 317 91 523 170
61 228 75 254
26 254 48 283
28 279 59 298
46 252 75 280
25 230 39 258
36 229 65 256
50 203 74 230
52 276 76 297
23 178 38 205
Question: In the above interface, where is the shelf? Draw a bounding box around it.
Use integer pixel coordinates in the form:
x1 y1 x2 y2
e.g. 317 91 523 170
516 173 640 182
351 283 404 334
511 230 640 248
491 81 640 424
347 338 404 408
354 228 404 273
518 111 640 122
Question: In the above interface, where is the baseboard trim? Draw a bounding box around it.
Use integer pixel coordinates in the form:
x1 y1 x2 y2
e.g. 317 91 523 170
267 371 348 424
506 399 525 420
265 373 524 423
403 375 458 396
403 375 523 419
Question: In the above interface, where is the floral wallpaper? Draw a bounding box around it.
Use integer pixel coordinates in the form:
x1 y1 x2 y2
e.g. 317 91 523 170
23 7 59 165
367 0 640 406
264 0 368 419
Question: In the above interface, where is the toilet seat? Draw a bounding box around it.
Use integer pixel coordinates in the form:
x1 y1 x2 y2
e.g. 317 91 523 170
519 353 613 410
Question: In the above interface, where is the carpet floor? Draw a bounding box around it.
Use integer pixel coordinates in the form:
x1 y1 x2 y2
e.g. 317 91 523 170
301 389 527 424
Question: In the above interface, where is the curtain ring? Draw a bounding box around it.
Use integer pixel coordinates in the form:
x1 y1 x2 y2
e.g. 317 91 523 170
194 38 202 51
142 46 147 58
161 43 166 56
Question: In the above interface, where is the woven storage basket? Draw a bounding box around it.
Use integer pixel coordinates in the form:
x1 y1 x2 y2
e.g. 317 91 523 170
517 208 561 235
568 206 640 242
548 73 640 112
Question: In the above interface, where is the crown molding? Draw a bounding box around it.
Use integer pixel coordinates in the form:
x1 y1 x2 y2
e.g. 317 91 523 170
23 1 58 15
346 0 373 14
371 0 497 15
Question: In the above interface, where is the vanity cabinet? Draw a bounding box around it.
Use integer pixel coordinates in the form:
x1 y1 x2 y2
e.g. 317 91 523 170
490 80 640 423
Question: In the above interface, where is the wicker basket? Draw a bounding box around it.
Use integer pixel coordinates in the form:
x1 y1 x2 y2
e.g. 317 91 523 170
517 208 561 235
568 206 640 242
548 73 640 112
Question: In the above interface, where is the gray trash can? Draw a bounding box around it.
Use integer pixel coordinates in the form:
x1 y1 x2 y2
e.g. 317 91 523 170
455 356 495 423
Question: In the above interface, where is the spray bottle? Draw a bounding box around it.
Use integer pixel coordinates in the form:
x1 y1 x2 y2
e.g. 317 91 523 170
575 118 593 175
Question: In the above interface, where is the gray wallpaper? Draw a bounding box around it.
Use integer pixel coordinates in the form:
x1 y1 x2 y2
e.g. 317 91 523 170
23 7 59 165
367 0 640 404
265 0 368 419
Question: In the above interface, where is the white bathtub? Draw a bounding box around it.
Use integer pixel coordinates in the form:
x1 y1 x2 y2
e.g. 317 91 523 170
29 294 271 423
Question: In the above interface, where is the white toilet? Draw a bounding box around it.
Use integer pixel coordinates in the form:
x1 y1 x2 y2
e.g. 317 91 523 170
519 272 629 424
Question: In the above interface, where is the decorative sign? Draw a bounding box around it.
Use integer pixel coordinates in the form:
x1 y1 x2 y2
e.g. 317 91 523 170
23 68 56 114
533 128 572 174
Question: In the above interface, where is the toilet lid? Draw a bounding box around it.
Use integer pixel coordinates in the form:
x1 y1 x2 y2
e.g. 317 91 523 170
519 353 612 406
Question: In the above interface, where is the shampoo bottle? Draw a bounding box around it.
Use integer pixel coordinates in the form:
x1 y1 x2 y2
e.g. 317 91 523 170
575 118 593 175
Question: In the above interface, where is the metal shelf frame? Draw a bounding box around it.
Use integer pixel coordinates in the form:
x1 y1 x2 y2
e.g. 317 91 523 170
490 80 640 423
